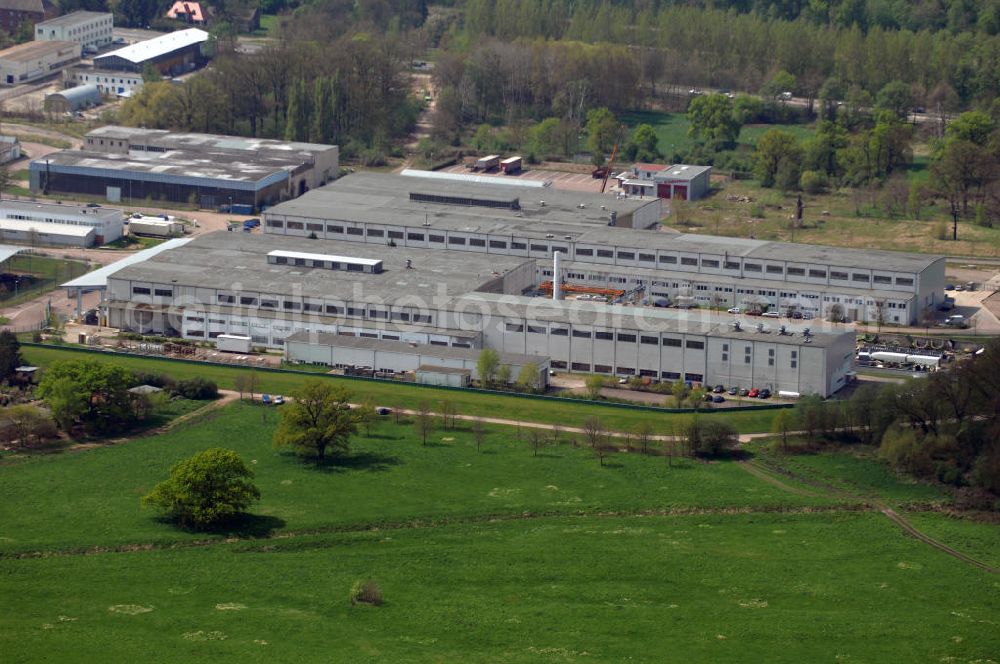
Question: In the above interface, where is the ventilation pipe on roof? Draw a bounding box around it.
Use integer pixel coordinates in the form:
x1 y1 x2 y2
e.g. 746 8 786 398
553 250 562 301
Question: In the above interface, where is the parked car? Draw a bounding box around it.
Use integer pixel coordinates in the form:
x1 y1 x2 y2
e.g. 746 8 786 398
274 395 285 405
712 395 725 403
945 284 955 290
727 307 741 314
713 384 725 393
704 393 715 402
758 389 771 399
728 387 738 395
762 311 780 318
261 394 272 405
748 388 760 398
791 311 803 319
739 388 749 397
376 407 392 416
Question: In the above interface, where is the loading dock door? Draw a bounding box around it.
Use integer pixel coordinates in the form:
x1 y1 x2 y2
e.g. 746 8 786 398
657 183 671 199
106 186 121 202
674 185 688 200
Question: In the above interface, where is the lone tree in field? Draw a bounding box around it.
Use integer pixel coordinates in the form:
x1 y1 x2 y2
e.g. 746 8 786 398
273 380 356 462
472 417 486 452
582 416 605 448
415 401 433 445
142 448 260 529
528 427 547 456
0 329 24 383
234 371 258 401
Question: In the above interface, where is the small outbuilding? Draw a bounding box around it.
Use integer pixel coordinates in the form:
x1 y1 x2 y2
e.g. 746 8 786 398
45 84 101 113
0 135 20 164
416 364 472 388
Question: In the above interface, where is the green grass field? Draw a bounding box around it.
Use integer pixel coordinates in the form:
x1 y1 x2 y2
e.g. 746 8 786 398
1 401 997 661
619 110 815 157
0 402 833 555
20 346 783 433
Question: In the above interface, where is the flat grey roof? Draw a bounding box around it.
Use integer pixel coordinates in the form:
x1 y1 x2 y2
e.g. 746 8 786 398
87 126 337 156
452 292 853 348
0 40 78 63
0 200 121 221
285 330 548 367
108 231 533 303
264 172 942 274
63 237 192 290
265 171 659 228
655 164 712 181
37 10 111 28
34 148 303 185
561 259 909 301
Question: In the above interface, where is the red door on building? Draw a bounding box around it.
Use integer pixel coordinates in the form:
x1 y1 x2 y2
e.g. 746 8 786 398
657 183 671 199
673 185 687 200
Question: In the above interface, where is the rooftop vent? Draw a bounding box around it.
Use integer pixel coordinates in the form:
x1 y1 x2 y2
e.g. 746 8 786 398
564 235 572 240
803 327 812 336
731 321 741 331
779 325 787 335
539 201 546 206
545 233 554 239
577 203 586 209
410 191 520 211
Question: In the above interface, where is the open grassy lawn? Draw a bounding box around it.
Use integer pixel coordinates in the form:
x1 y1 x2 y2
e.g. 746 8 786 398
20 346 782 433
675 179 1000 256
619 111 815 157
756 444 952 504
0 402 835 555
1 513 997 662
1 402 997 661
904 513 1000 569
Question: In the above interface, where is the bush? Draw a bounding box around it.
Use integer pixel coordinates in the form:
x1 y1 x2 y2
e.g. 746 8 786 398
935 221 950 241
799 170 827 194
350 579 383 606
749 202 765 218
142 448 260 528
685 418 738 457
172 377 218 400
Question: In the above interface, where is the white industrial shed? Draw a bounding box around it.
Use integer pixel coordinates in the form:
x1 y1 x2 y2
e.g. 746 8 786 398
284 331 550 389
44 84 101 113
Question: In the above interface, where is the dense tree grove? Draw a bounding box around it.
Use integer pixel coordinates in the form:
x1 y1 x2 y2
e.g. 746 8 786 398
459 0 1000 110
118 24 419 160
786 339 1000 501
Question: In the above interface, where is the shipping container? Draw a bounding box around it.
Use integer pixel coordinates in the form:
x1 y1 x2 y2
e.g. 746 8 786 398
500 156 522 174
128 218 184 237
474 154 500 171
216 334 252 353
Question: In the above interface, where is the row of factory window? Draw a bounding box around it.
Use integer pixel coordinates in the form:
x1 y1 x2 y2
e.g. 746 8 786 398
549 360 703 382
131 287 434 325
265 219 916 286
720 344 798 368
504 322 705 348
182 324 471 349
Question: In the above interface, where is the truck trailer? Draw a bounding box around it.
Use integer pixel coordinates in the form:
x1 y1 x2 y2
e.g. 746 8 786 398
216 334 252 353
500 156 522 174
474 154 500 171
128 218 185 237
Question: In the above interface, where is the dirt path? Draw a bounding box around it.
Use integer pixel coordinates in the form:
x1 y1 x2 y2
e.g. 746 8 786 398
739 456 999 574
737 460 824 498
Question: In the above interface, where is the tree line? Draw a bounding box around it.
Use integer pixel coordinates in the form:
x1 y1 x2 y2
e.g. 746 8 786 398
775 339 1000 501
118 36 420 162
456 0 1000 110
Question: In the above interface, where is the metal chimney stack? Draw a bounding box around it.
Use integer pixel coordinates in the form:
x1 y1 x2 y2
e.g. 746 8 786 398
553 250 562 300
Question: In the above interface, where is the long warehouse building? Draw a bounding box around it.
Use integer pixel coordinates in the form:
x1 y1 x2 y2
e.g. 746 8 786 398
261 172 945 325
30 126 339 209
102 231 855 396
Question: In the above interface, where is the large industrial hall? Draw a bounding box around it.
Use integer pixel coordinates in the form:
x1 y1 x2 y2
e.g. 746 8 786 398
102 231 855 397
262 172 945 325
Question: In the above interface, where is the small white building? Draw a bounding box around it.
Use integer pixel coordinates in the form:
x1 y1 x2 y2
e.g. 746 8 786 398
0 200 123 245
0 40 80 86
35 11 113 50
0 136 20 164
621 163 712 201
0 218 95 247
65 68 142 97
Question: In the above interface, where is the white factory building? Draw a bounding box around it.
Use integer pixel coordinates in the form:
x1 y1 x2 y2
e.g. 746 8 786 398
64 68 143 97
99 232 856 396
260 173 945 326
34 11 113 50
0 200 123 246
